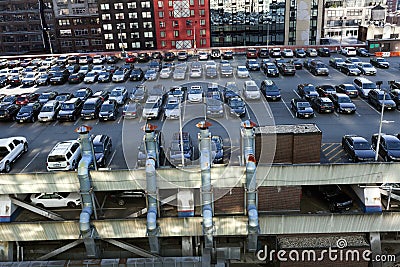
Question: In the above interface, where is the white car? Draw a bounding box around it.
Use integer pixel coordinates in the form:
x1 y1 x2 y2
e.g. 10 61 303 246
281 48 294 57
164 96 181 119
30 192 81 208
237 66 249 78
0 136 28 173
21 72 39 86
38 100 60 122
173 69 186 80
357 62 377 76
341 47 357 56
198 52 209 60
83 71 98 83
190 68 202 78
109 87 128 105
46 140 81 171
243 80 261 100
187 86 203 103
142 95 162 119
159 68 172 79
92 55 105 64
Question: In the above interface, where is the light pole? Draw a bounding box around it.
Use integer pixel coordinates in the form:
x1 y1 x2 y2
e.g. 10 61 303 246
266 21 271 50
339 16 346 49
117 24 125 57
375 80 384 161
44 27 53 54
178 97 185 167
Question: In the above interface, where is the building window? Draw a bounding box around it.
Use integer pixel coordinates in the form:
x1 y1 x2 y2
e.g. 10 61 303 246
144 22 153 28
72 8 85 14
127 2 136 9
74 29 88 36
200 39 206 45
160 31 166 37
91 39 102 45
132 42 141 48
159 11 164 18
174 30 179 37
161 40 166 47
190 10 195 16
75 40 89 46
198 0 205 5
128 12 138 19
103 24 112 30
141 1 151 8
60 40 72 47
144 32 153 38
200 19 205 25
115 13 124 20
142 12 152 18
199 9 205 16
190 0 194 5
158 1 164 7
100 3 109 10
173 21 179 27
187 29 192 36
104 33 113 40
72 18 84 25
131 32 140 38
117 32 127 39
200 29 206 36
106 43 115 50
58 19 70 26
101 14 111 20
160 21 165 28
168 1 173 7
114 3 123 9
59 29 72 36
145 41 154 48
129 22 139 29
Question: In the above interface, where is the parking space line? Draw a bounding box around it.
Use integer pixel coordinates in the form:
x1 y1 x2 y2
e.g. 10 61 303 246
355 111 361 117
117 115 123 124
52 121 59 126
333 111 339 117
95 119 99 125
281 98 294 118
324 146 342 157
292 89 301 98
73 118 81 126
107 149 117 168
322 143 335 152
328 149 345 162
20 152 40 173
9 122 17 128
358 98 380 115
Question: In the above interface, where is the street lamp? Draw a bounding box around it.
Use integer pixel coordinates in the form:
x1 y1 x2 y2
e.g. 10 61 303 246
375 80 384 161
117 24 125 57
339 16 347 49
266 21 272 50
44 27 53 54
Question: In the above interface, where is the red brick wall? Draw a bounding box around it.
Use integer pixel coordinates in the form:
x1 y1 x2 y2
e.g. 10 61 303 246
258 186 302 212
214 187 244 215
292 133 322 164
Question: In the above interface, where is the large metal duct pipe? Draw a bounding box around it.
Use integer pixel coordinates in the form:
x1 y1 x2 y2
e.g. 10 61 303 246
75 125 98 258
241 121 259 252
196 121 214 249
143 123 160 254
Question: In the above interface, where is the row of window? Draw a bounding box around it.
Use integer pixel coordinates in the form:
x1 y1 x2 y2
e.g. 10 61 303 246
157 0 206 8
58 18 100 26
104 32 154 39
100 2 150 10
105 41 154 49
101 12 152 20
60 39 103 47
59 28 101 37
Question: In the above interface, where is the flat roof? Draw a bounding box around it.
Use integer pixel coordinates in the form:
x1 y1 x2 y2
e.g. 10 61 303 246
255 124 321 135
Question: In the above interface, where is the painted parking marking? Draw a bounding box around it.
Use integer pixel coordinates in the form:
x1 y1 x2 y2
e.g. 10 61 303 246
20 152 40 173
107 149 117 168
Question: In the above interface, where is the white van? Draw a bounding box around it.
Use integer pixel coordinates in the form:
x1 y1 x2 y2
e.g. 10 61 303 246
243 80 261 100
353 77 377 98
46 140 81 171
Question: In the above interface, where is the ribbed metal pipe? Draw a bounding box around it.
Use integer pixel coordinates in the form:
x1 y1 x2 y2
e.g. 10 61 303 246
76 126 97 257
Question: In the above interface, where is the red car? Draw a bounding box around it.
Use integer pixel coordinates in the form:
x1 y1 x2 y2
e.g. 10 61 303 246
125 54 136 63
16 93 40 106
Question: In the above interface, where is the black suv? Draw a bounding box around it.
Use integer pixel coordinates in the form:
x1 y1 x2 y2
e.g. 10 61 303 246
49 70 70 85
57 97 83 121
341 134 375 162
92 134 112 167
169 132 195 165
260 80 281 101
110 190 145 206
81 97 103 120
371 134 400 162
307 185 353 212
99 100 118 121
290 98 314 118
310 97 334 113
16 102 42 123
75 87 93 101
368 89 396 111
0 103 20 121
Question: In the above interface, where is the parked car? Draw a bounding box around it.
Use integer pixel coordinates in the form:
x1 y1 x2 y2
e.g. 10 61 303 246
317 47 331 57
356 62 376 75
236 65 249 78
211 135 224 164
340 63 361 76
50 70 69 85
97 71 112 83
342 135 376 162
310 97 334 113
122 101 140 119
38 100 60 122
57 98 83 121
243 80 260 100
389 89 400 110
16 93 40 106
0 103 20 121
164 52 175 61
164 96 181 119
142 95 162 120
187 85 203 103
260 79 281 101
281 48 294 58
46 140 81 171
278 63 296 76
74 87 93 101
92 55 106 64
258 48 269 58
290 98 314 118
222 50 233 60
144 69 158 81
130 85 147 102
368 89 396 111
371 134 400 161
36 73 52 86
294 48 306 58
112 68 129 82
340 47 357 56
0 136 28 172
316 85 336 97
129 68 144 81
38 91 58 104
246 59 260 71
307 185 353 212
30 192 81 208
55 93 74 104
80 97 102 120
263 62 279 77
83 71 99 84
335 84 358 98
21 72 39 86
309 61 329 76
246 48 258 59
329 57 346 69
15 102 42 123
177 51 188 61
305 48 318 57
106 55 120 64
169 132 194 165
356 48 371 57
68 73 84 84
98 100 119 121
125 54 136 64
297 83 318 100
109 87 128 105
92 134 112 167
370 57 389 68
109 190 145 206
269 48 281 58
227 96 246 117
328 93 357 114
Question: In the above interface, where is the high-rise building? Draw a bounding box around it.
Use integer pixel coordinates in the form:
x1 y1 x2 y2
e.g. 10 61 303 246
153 0 211 50
0 0 54 55
98 0 157 52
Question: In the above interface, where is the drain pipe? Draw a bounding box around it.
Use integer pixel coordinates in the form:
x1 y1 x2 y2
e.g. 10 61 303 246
196 121 214 249
241 120 259 252
75 125 98 258
143 123 160 254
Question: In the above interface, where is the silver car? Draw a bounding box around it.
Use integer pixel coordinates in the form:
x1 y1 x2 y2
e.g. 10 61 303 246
109 87 128 105
173 69 186 80
144 69 158 81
